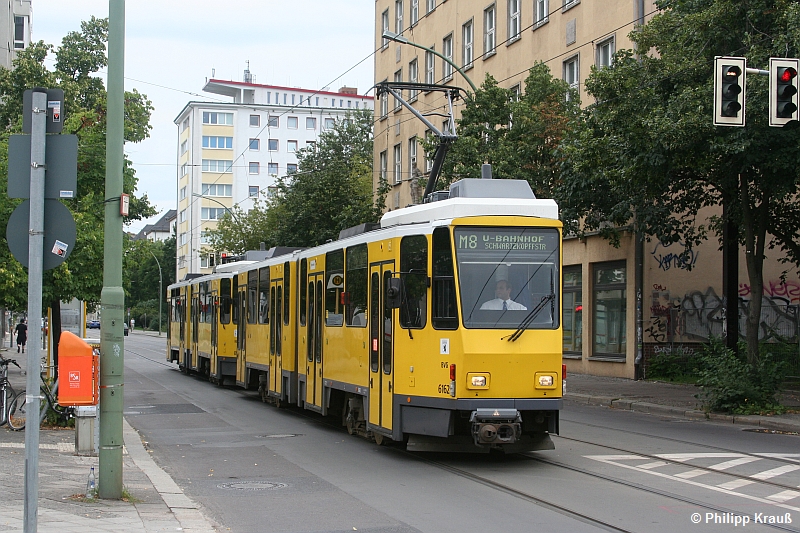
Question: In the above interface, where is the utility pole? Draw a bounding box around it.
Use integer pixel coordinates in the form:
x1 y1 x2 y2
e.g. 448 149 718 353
99 0 125 499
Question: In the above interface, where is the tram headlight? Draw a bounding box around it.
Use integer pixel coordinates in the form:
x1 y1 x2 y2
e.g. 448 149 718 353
538 375 554 387
534 372 558 390
466 373 490 389
471 376 486 387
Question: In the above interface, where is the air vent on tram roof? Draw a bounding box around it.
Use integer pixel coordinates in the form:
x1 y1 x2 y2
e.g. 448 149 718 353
448 178 536 200
338 222 380 240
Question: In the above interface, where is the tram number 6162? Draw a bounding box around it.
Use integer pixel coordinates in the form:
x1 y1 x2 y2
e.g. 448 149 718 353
438 384 451 394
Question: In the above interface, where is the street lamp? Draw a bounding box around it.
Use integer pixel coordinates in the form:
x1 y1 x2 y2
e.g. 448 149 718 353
382 30 478 93
148 249 163 336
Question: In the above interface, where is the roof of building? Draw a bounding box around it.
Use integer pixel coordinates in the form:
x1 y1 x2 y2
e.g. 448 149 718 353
203 79 373 100
133 209 176 241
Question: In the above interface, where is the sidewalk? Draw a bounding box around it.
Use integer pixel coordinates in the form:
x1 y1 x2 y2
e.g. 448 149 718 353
566 372 800 433
0 347 218 533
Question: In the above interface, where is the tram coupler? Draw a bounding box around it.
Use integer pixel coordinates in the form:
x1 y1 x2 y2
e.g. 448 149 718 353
470 408 522 446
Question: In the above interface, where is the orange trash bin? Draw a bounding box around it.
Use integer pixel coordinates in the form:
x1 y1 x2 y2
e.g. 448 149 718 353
57 331 99 406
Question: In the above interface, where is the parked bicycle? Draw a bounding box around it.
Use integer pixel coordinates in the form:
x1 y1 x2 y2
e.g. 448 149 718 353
7 364 73 431
1 355 25 430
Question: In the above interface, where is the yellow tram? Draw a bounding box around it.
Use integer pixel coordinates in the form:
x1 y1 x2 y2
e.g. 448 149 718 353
167 178 564 452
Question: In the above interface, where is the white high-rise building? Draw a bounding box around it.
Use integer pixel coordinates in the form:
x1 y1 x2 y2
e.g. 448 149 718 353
0 0 31 69
174 74 374 280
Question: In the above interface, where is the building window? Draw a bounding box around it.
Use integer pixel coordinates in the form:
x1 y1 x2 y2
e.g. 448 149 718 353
182 118 189 132
202 112 233 125
408 136 417 174
563 266 582 356
287 140 298 152
287 163 298 174
592 262 626 359
596 36 615 68
563 0 580 11
306 141 316 150
382 9 390 48
201 207 228 220
306 117 317 129
410 0 419 26
180 140 188 154
249 186 259 197
249 162 260 174
395 0 404 34
394 69 403 111
426 0 435 14
268 139 279 151
442 34 453 80
201 183 232 196
201 160 233 172
287 116 298 129
200 230 210 245
380 79 389 118
180 186 187 200
409 59 418 101
379 150 388 184
249 138 260 150
268 163 279 175
508 0 520 42
564 55 579 100
14 16 27 49
463 20 473 68
535 0 549 24
202 136 233 149
179 209 186 223
325 117 336 130
181 163 188 176
180 234 187 246
484 5 496 57
268 116 279 128
393 144 402 184
425 49 435 84
250 114 260 127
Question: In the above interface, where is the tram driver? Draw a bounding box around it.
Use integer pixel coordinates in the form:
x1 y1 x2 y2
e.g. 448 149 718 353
480 280 527 311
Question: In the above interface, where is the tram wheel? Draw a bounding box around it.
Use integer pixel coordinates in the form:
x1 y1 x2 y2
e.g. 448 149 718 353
346 417 356 435
374 432 386 446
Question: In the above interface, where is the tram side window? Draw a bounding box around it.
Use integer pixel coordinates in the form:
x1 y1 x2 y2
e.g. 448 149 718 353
258 267 270 324
300 259 307 326
247 271 258 324
220 279 232 324
345 244 368 327
283 261 290 325
325 249 344 326
205 283 213 323
400 235 428 328
432 227 459 329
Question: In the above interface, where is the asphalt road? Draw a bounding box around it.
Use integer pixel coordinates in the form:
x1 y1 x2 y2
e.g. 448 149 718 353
118 332 800 533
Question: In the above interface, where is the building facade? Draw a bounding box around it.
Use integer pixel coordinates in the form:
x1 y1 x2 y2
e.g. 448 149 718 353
0 0 31 69
373 0 799 379
174 77 374 281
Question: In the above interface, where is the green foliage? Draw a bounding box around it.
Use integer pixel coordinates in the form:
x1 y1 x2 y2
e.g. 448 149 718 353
207 108 381 252
646 346 703 382
696 338 787 414
425 64 580 196
0 17 155 311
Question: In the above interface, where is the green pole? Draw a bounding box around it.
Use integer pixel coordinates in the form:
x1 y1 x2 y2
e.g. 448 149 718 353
99 0 125 499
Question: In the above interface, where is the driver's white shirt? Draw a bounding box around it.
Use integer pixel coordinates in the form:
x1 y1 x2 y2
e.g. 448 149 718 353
480 298 527 310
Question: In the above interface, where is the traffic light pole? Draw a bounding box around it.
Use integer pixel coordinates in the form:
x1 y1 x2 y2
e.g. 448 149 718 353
99 0 125 499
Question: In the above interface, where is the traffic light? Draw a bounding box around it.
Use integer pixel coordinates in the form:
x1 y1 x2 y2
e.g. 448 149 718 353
769 58 799 127
714 56 746 127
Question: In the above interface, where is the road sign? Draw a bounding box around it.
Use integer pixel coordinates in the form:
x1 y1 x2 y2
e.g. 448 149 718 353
22 88 64 134
7 134 78 199
6 199 77 270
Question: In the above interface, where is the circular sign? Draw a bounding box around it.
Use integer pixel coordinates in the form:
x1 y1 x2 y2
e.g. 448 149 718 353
6 199 77 270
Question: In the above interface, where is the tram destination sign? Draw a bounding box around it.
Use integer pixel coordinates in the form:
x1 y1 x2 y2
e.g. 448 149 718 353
455 228 559 253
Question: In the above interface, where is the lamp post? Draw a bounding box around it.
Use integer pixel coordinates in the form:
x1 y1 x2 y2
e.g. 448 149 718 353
148 249 163 335
382 30 478 93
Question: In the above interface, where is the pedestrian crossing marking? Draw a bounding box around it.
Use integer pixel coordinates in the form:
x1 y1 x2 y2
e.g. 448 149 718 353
585 452 800 512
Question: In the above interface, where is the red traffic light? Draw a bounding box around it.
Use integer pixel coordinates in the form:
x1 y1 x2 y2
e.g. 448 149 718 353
779 67 798 83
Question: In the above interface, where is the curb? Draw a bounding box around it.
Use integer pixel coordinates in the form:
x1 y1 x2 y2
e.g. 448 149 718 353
122 419 217 533
564 393 800 434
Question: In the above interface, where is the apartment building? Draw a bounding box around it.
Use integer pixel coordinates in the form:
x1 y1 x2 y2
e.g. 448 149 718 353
174 75 373 280
373 0 799 379
0 0 31 69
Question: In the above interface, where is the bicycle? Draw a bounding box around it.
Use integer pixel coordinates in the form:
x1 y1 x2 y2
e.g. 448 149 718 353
1 355 26 430
7 364 74 431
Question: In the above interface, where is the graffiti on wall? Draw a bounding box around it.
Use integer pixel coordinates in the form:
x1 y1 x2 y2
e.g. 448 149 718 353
651 241 700 272
647 282 799 343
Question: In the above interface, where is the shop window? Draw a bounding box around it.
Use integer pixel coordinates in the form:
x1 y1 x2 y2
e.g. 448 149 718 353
563 266 582 356
592 262 626 359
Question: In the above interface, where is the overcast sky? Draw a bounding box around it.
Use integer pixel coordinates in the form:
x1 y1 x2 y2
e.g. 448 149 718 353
30 0 376 232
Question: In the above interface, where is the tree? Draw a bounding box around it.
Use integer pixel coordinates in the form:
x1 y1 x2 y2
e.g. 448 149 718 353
557 0 800 363
424 65 580 197
0 18 155 319
124 237 173 330
207 108 382 251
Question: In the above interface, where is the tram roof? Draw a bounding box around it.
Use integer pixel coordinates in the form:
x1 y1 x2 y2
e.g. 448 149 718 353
380 197 559 228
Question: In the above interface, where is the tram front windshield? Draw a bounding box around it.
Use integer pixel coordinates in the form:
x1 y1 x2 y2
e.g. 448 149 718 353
454 227 560 329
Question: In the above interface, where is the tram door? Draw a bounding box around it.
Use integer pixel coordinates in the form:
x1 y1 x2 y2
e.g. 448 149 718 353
236 284 247 366
368 262 394 432
269 277 283 397
210 289 218 362
191 288 199 370
305 273 324 408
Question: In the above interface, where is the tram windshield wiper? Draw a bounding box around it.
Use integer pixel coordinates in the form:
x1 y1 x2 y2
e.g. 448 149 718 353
502 293 555 342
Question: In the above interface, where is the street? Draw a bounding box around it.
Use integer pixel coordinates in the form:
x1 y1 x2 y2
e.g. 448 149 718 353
120 332 800 533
